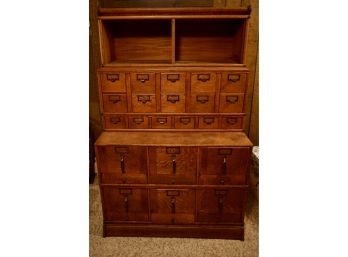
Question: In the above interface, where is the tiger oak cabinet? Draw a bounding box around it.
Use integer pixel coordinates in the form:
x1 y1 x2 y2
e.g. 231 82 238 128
95 7 253 240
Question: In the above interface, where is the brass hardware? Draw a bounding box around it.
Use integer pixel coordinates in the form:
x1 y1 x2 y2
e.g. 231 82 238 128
136 74 149 83
228 74 240 83
226 95 238 104
166 190 180 196
218 149 232 155
215 190 227 196
110 117 121 124
115 147 128 154
179 117 191 125
109 95 121 104
106 74 119 82
156 117 167 125
167 74 180 83
196 95 209 104
167 95 179 103
226 117 237 125
133 117 144 124
119 188 132 195
203 117 214 125
137 95 151 104
166 147 180 154
197 74 210 82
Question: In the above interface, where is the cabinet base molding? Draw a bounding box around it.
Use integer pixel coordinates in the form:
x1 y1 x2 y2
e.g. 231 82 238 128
103 223 244 240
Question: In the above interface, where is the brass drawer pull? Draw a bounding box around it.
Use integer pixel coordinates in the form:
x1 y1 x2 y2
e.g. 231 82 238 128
228 74 240 83
215 190 227 196
106 74 119 82
196 95 209 104
166 190 180 196
109 95 121 104
137 95 151 104
136 74 149 83
133 117 144 124
203 117 214 125
226 96 239 104
226 117 237 125
119 188 132 195
218 149 232 155
167 74 180 83
179 117 191 125
110 117 121 124
197 74 210 82
115 147 128 154
156 117 167 125
166 147 180 154
167 95 180 103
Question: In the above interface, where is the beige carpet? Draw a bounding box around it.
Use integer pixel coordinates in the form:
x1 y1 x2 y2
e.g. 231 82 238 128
89 178 258 257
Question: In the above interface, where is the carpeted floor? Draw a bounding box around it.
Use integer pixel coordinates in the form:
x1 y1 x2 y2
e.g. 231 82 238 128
89 177 258 257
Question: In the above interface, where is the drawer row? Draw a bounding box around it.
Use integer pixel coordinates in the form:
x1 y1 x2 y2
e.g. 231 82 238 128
96 146 251 185
98 71 248 114
101 186 247 225
103 114 243 130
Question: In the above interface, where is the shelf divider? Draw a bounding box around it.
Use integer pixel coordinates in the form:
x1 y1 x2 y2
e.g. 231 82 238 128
171 18 176 64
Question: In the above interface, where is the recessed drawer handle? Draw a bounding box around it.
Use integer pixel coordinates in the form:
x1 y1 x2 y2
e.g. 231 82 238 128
203 117 214 124
226 96 239 104
110 117 121 124
167 95 180 103
171 198 176 213
137 74 149 83
226 117 237 125
197 74 210 82
197 95 209 104
133 117 144 124
106 74 119 82
137 95 151 104
156 117 167 124
109 95 121 104
179 117 191 125
167 74 180 83
228 74 241 83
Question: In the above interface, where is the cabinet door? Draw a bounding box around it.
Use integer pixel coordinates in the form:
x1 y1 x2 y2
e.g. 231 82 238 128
196 188 245 223
101 187 149 222
149 147 197 184
97 146 147 184
150 189 195 224
199 147 250 185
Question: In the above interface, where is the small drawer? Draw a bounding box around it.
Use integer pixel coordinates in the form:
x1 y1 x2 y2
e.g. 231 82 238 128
220 72 247 93
104 115 127 129
100 72 126 93
161 73 185 93
130 73 156 93
102 94 127 113
191 72 216 92
198 116 219 129
131 94 156 113
189 93 215 113
128 116 149 129
151 116 172 129
174 116 195 129
161 94 185 113
221 116 243 129
219 93 244 113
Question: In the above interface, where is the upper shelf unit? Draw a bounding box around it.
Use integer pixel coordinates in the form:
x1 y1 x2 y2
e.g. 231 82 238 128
98 8 251 66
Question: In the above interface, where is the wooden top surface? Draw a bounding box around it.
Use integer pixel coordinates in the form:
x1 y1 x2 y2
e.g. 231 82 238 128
98 7 251 19
95 131 253 147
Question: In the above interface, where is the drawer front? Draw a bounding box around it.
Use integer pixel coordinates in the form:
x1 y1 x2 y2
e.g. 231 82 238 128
190 93 215 113
131 72 156 93
149 147 197 184
132 94 156 113
101 187 149 222
151 116 172 129
128 116 149 129
191 72 216 92
97 146 147 184
104 115 127 129
174 116 195 129
161 73 185 93
102 94 127 113
161 94 185 113
196 188 245 223
100 72 126 93
150 189 195 224
219 93 244 113
220 72 247 93
199 147 250 185
198 116 219 129
221 116 243 129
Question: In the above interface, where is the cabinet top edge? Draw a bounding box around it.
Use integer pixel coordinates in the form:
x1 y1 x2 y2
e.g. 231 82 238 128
95 131 253 147
98 7 251 18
